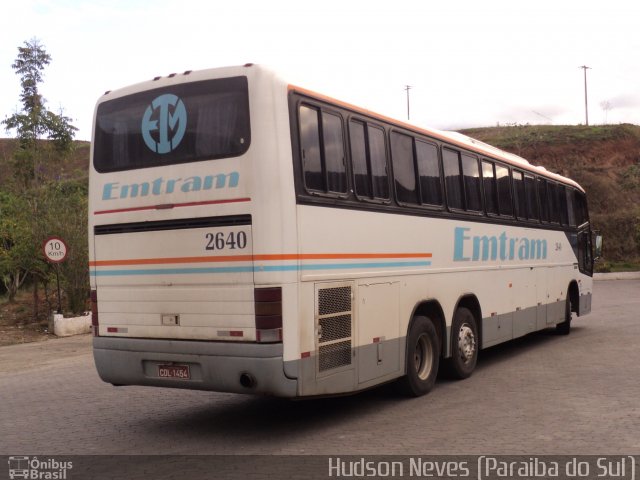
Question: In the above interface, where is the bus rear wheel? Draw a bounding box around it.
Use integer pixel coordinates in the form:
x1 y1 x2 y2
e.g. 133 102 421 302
398 315 440 397
446 307 478 379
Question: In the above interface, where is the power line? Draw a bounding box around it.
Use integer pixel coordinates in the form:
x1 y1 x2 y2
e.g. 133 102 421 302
579 65 591 126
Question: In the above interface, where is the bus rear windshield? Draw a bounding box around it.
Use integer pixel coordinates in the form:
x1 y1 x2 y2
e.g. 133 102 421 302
93 76 250 172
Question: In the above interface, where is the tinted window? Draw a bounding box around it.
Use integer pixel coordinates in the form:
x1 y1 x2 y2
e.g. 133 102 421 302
349 121 389 200
369 126 389 199
566 187 576 226
443 148 463 210
299 105 323 191
299 106 347 194
416 141 442 206
548 182 560 224
574 191 588 226
94 76 250 172
349 120 370 197
482 161 498 215
391 132 418 204
495 165 513 217
558 184 569 225
537 178 550 222
322 112 347 193
513 171 526 219
524 174 539 221
462 154 482 211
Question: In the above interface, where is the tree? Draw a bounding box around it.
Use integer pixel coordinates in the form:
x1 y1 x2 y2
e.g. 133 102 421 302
0 191 39 302
2 38 77 185
1 39 83 317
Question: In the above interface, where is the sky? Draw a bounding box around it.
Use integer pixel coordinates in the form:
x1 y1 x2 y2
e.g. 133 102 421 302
1 0 639 141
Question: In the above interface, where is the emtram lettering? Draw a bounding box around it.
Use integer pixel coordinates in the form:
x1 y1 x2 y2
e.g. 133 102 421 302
453 227 547 262
102 172 240 200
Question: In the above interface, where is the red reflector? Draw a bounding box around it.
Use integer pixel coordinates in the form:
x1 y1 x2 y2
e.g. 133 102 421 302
230 331 244 337
107 327 117 333
301 352 311 359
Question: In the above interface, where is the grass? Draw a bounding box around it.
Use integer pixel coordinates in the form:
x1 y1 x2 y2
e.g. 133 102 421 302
594 260 640 273
460 124 640 152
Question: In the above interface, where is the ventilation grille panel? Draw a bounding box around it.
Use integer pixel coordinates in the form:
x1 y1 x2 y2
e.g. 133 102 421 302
319 315 351 343
316 284 353 373
319 341 352 372
319 286 352 315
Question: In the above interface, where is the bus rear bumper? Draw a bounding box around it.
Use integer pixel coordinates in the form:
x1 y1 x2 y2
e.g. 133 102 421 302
93 337 298 397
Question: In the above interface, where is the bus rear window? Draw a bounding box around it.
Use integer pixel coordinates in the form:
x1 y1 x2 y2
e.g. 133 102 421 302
93 76 250 172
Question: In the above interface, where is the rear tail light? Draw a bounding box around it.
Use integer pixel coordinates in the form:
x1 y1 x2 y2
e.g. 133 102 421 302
90 289 99 336
254 287 282 343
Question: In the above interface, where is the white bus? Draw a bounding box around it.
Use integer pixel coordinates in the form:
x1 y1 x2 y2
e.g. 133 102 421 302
90 64 595 397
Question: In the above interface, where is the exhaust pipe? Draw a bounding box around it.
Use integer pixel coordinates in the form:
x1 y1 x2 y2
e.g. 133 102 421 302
239 372 256 389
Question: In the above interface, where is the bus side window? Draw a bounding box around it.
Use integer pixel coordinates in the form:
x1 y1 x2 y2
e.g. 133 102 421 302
524 174 540 221
322 111 347 194
415 140 443 206
349 120 371 198
299 105 323 192
461 154 482 212
368 125 389 200
565 186 577 227
537 178 550 222
482 160 498 215
443 148 463 210
548 182 560 224
299 104 347 195
558 184 569 225
349 120 389 201
513 170 526 220
390 132 419 204
575 190 588 226
495 164 513 217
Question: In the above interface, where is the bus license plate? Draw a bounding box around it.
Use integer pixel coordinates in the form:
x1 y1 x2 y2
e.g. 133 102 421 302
158 364 190 380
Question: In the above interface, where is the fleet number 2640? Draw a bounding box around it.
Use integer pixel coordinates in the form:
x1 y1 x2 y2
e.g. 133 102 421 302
205 231 248 251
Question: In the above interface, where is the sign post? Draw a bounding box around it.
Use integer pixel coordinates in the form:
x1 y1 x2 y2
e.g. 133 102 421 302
43 237 68 314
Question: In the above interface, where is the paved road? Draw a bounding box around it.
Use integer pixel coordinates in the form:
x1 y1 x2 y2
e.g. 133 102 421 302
1 280 639 457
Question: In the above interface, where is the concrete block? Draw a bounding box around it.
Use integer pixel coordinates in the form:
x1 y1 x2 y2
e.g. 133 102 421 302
52 313 92 337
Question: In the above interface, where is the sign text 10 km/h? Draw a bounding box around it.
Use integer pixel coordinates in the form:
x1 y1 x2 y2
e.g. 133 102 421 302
43 237 68 264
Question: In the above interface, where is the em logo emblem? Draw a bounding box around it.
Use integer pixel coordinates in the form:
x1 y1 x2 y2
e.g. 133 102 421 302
141 93 187 154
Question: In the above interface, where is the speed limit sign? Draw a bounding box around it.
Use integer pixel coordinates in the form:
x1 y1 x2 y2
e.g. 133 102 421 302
43 237 68 263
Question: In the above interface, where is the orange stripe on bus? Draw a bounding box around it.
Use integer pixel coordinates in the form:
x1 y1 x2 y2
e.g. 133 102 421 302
89 252 432 267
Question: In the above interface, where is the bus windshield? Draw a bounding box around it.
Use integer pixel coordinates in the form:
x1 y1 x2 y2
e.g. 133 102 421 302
93 76 250 172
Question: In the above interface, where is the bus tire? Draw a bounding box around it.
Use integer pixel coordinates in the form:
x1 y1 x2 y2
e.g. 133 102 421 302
446 307 478 379
398 315 440 397
556 293 572 335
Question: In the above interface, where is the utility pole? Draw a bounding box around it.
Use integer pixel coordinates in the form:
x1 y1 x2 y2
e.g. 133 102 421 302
404 85 412 120
579 65 591 126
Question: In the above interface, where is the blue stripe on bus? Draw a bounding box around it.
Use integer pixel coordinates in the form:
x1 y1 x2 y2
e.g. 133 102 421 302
90 261 432 277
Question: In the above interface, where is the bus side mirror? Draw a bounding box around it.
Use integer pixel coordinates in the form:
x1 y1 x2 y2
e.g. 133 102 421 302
593 232 603 260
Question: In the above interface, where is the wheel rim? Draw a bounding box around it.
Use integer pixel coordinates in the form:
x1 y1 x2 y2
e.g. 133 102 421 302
457 324 476 364
414 333 434 380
